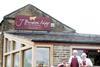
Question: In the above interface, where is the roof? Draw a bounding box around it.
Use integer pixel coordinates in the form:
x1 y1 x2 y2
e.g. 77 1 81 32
6 31 100 44
1 4 75 33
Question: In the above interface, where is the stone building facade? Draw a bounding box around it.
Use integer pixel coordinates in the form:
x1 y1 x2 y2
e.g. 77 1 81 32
0 4 100 67
53 44 70 66
0 4 75 67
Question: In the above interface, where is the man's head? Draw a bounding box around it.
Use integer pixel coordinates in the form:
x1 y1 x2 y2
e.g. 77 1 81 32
81 53 87 59
72 50 78 56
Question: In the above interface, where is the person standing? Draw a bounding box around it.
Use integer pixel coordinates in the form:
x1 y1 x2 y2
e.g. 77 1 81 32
58 58 68 67
81 53 93 67
68 50 82 67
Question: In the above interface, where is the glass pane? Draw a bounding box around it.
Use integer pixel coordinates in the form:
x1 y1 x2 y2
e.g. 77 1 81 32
6 55 11 67
12 41 16 50
24 49 32 67
72 49 84 56
77 50 84 56
36 48 50 67
5 38 8 52
7 40 11 52
14 53 19 67
14 42 21 50
13 41 25 50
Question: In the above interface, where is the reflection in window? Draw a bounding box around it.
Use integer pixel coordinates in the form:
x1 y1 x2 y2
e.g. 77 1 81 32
24 49 32 67
6 55 11 67
13 41 25 50
7 40 11 52
14 53 19 67
36 47 50 67
5 38 8 52
14 42 21 50
12 41 16 50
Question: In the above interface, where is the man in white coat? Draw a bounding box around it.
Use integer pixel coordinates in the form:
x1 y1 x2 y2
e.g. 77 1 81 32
68 50 82 67
81 53 93 67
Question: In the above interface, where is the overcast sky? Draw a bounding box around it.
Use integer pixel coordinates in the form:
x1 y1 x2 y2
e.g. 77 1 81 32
1 0 100 34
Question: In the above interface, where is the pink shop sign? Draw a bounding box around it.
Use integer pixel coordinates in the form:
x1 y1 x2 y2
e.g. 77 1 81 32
15 15 51 31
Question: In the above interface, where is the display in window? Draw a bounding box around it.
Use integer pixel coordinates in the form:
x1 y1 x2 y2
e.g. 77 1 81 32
36 48 50 67
24 49 32 67
14 53 19 67
6 55 11 67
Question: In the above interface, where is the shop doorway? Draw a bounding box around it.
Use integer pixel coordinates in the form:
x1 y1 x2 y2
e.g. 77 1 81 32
73 48 100 66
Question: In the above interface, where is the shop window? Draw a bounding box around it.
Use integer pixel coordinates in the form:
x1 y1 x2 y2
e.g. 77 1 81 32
6 55 11 67
36 47 50 67
14 53 19 67
24 49 32 67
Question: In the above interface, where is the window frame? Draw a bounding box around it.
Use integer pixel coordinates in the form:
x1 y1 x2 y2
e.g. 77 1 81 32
3 35 53 67
34 44 53 67
23 48 32 67
3 37 32 67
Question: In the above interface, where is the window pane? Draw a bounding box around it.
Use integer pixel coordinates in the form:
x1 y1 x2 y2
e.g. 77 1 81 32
14 42 21 50
7 40 11 52
13 41 25 50
24 49 32 67
14 53 19 67
36 48 50 67
5 38 8 52
12 41 16 50
6 55 11 67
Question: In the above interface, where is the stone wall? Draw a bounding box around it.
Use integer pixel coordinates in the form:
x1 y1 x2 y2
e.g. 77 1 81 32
53 45 70 66
1 4 75 33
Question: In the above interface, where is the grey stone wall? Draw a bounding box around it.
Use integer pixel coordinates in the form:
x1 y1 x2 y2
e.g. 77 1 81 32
1 4 75 33
53 45 70 66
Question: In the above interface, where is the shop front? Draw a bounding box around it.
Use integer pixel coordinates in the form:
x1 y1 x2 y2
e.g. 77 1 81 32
3 33 54 67
3 32 100 67
1 4 100 67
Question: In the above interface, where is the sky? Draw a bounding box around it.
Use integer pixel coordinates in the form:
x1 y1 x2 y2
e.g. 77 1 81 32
0 0 100 34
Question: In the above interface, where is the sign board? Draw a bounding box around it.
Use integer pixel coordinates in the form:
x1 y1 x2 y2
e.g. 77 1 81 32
15 15 51 31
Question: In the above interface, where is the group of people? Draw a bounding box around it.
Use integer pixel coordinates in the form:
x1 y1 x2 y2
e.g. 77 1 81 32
57 50 93 67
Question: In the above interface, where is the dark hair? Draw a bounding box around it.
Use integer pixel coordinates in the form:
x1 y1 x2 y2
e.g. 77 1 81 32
59 65 64 67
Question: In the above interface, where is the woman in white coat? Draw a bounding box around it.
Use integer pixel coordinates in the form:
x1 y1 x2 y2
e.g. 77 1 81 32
81 53 93 67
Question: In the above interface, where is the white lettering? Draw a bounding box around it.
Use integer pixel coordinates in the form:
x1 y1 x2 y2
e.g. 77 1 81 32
23 20 50 26
16 19 25 26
